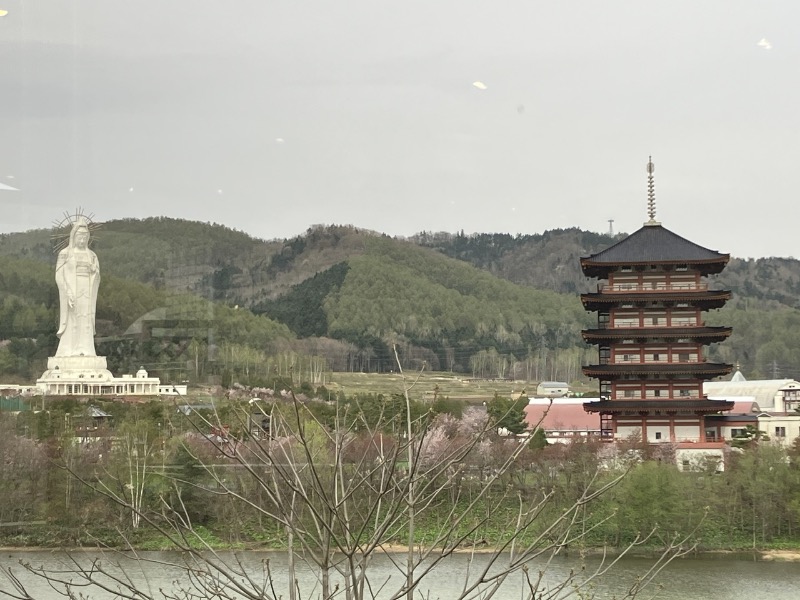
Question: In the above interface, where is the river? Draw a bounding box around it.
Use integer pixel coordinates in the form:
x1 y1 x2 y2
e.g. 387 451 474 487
0 550 797 599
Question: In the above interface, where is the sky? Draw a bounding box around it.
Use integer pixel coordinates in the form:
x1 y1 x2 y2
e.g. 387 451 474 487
0 1 798 259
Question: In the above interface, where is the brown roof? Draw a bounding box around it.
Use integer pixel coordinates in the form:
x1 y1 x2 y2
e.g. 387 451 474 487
583 399 734 414
728 400 761 415
581 224 729 277
582 326 732 341
582 363 732 378
581 290 731 305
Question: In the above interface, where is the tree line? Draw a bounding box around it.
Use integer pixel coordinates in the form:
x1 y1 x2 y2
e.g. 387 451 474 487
2 388 799 552
2 382 799 599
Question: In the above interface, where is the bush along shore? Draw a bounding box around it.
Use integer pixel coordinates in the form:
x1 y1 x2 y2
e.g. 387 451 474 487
2 392 800 556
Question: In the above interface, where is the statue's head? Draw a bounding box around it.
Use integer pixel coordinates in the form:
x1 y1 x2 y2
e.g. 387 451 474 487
70 217 91 250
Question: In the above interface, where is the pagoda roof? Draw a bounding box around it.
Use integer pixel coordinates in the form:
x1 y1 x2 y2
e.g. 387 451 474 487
581 224 729 277
583 399 734 414
582 326 732 342
582 362 732 379
581 290 731 309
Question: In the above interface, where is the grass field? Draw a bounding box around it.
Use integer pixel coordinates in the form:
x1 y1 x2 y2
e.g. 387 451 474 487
324 371 595 405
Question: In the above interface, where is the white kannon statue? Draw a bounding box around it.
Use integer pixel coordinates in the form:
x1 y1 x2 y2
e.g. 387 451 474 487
55 217 100 357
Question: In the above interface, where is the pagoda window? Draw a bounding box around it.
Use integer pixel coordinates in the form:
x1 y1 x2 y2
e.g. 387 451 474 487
644 310 666 322
614 317 639 327
620 266 633 273
644 350 667 362
670 275 698 290
679 389 691 397
671 313 698 326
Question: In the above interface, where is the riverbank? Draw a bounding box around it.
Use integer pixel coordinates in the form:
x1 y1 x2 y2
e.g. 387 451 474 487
3 541 800 562
757 549 800 561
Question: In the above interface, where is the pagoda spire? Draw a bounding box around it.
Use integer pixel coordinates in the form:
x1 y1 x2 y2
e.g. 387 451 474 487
645 156 660 226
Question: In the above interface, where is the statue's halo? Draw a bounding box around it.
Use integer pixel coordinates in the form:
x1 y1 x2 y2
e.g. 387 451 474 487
51 208 100 253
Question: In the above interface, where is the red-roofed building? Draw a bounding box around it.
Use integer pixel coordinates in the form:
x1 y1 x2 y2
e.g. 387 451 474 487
524 398 601 444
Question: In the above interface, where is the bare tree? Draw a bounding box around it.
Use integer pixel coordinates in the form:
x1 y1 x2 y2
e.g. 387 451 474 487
2 362 699 600
96 415 161 530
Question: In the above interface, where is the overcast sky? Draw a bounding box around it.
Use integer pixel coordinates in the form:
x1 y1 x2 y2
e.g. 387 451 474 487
1 1 798 258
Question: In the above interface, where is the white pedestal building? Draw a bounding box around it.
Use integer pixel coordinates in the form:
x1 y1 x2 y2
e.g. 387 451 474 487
37 358 161 396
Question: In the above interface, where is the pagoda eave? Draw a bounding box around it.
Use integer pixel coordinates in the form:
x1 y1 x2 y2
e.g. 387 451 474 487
583 399 734 414
582 326 732 343
581 257 728 279
581 290 731 311
582 363 732 379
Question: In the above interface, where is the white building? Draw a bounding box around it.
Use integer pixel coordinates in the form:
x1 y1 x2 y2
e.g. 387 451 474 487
37 365 161 396
535 381 570 398
704 370 800 446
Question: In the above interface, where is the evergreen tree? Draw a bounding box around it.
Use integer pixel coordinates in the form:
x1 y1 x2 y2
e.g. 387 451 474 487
486 392 527 435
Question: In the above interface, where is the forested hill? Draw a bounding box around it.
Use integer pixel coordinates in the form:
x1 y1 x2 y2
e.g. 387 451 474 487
412 229 620 295
0 217 282 293
411 229 800 309
254 235 591 373
3 219 799 310
2 219 800 380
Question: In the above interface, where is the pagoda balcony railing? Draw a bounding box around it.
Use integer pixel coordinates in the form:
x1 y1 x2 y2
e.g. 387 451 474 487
609 395 704 401
597 282 708 293
599 357 703 365
607 434 728 443
595 321 705 329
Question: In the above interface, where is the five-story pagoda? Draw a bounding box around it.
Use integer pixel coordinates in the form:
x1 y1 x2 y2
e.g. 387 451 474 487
581 159 734 445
